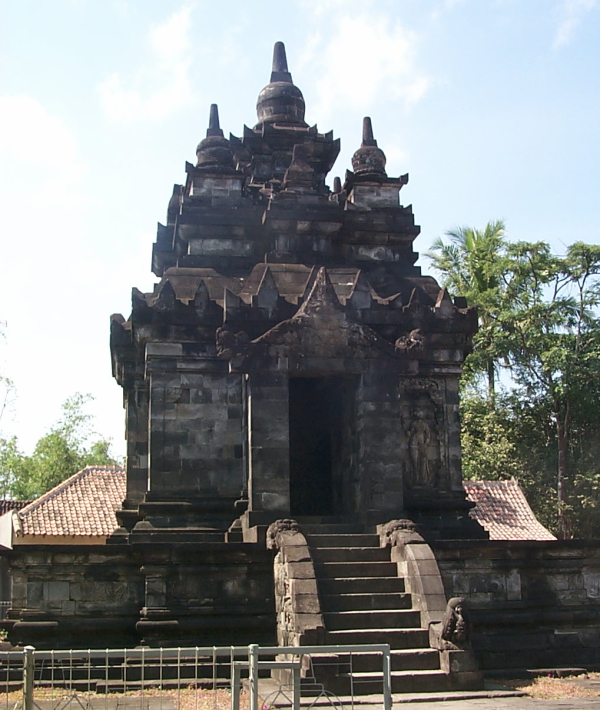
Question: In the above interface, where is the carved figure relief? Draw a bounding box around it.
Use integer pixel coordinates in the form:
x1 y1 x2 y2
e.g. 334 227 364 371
403 394 441 488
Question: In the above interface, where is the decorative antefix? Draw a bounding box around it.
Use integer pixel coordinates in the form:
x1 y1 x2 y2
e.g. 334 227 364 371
4 42 489 692
431 598 473 650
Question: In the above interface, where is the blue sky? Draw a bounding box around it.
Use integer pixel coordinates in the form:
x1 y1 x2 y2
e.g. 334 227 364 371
1 0 599 456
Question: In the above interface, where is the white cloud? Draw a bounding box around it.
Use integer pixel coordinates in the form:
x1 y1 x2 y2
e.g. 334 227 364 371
553 0 596 48
149 5 191 65
430 0 468 20
305 13 431 121
98 5 194 122
0 95 88 207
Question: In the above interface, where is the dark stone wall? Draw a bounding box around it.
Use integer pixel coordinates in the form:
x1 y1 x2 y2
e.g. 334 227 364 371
6 545 143 648
138 541 276 646
247 371 290 514
357 372 405 517
145 349 245 501
4 541 276 649
433 540 600 671
124 386 149 506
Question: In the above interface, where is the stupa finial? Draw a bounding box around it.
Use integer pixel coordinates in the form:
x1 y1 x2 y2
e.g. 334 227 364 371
273 42 289 73
256 42 306 125
362 117 377 146
351 116 387 177
196 103 233 171
206 103 224 137
270 41 293 83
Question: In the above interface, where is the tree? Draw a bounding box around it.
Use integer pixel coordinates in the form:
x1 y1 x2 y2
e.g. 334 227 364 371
0 393 121 499
426 220 507 397
437 229 600 538
496 241 600 538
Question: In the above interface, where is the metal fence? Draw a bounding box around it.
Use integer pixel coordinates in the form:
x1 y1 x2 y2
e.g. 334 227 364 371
0 644 391 710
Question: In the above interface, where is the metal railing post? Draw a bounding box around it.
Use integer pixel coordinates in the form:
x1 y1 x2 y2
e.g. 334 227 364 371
22 646 35 710
248 644 258 710
382 644 392 710
292 663 300 710
231 663 241 710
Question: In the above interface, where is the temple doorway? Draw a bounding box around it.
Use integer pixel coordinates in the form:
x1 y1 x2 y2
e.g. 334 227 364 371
288 376 355 516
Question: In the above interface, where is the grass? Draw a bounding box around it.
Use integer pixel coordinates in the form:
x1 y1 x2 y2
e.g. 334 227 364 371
1 687 250 710
503 672 600 700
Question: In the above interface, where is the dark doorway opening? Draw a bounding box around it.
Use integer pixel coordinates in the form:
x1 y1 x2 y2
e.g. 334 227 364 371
289 376 355 517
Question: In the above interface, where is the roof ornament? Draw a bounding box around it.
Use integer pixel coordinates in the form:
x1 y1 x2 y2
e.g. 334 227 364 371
270 41 293 83
207 103 223 136
196 103 235 172
351 117 387 178
256 42 307 126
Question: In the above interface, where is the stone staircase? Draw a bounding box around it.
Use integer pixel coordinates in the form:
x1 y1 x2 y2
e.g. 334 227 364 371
300 521 454 695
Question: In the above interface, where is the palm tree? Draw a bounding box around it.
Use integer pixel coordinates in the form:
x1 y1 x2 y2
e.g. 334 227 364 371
426 220 507 398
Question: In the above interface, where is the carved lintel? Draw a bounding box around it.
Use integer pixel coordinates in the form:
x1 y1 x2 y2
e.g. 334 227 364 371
399 376 440 392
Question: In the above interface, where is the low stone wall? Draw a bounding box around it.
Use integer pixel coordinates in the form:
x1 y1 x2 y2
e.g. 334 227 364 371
3 545 143 648
432 540 600 672
2 541 277 649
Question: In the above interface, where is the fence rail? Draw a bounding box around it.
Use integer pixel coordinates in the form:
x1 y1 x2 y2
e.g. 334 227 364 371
0 644 391 710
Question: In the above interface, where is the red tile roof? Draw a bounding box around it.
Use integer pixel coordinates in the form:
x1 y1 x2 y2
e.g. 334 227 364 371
0 500 31 516
17 466 125 538
464 479 556 541
15 467 553 542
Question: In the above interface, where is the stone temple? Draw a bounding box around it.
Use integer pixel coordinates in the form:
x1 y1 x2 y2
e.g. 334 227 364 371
6 42 600 686
110 41 482 543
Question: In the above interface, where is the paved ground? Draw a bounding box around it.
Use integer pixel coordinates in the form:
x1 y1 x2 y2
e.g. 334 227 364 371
259 684 600 709
394 699 600 709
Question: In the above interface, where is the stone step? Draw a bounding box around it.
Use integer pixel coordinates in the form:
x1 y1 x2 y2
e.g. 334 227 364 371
300 524 366 534
348 649 441 673
307 649 441 675
305 534 380 548
332 669 452 695
324 609 421 630
318 576 405 594
325 628 429 649
294 516 357 525
321 591 412 611
311 547 390 563
314 561 398 578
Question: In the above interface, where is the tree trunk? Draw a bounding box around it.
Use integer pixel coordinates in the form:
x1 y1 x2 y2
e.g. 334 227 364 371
487 359 495 405
556 415 568 539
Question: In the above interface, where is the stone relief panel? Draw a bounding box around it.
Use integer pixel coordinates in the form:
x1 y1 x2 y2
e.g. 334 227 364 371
399 378 448 490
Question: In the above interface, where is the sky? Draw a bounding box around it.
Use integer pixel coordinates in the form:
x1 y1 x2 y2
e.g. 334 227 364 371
0 0 599 457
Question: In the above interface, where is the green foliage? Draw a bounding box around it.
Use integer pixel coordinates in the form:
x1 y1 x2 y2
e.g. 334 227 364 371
460 387 600 537
0 393 120 500
460 391 524 483
434 227 600 538
426 220 508 394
